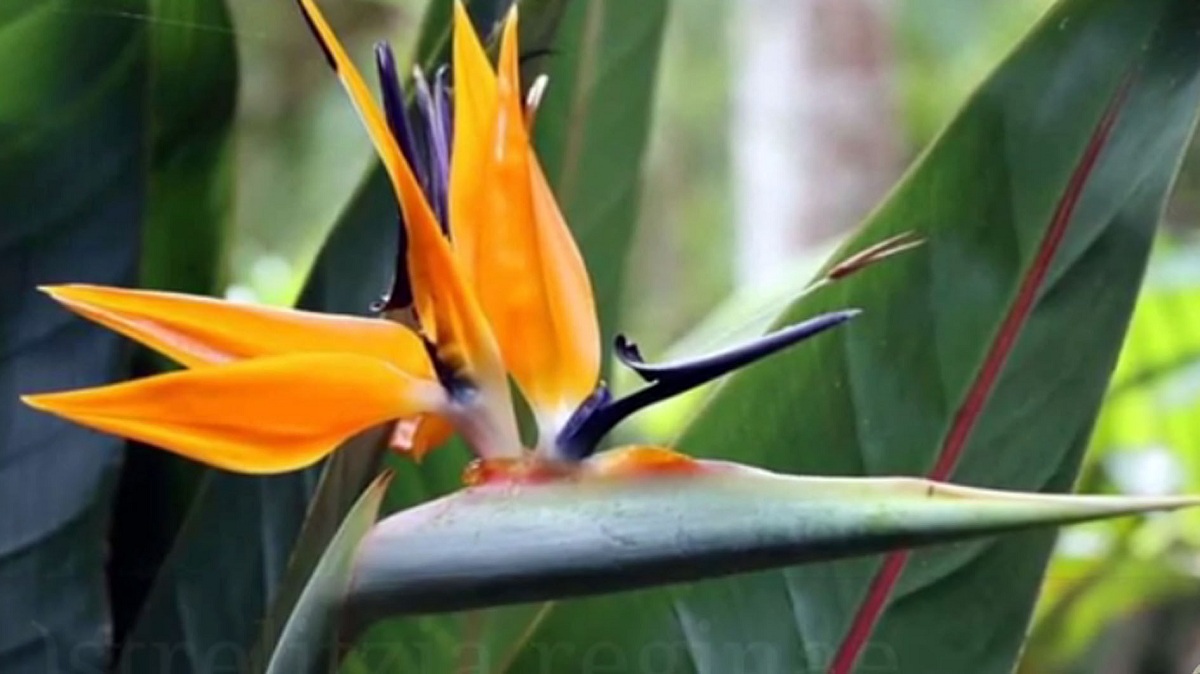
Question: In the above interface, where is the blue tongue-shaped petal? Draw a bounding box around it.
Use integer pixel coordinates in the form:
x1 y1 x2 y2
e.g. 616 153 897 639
375 43 420 187
374 43 458 314
554 309 860 460
412 65 452 228
373 42 418 313
615 309 860 383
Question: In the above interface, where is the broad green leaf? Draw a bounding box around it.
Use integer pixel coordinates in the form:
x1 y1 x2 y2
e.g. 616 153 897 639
88 1 314 670
246 428 389 674
692 3 1200 673
1019 243 1200 672
141 0 236 294
109 0 239 657
532 0 665 348
343 470 1198 624
264 472 392 674
484 1 1200 673
201 95 436 674
117 470 321 673
1 0 235 670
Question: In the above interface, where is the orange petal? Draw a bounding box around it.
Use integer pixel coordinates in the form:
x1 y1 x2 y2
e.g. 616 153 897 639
583 446 701 479
448 0 499 277
41 284 432 375
410 414 456 459
390 414 456 461
23 353 446 474
459 445 701 485
461 456 576 486
297 0 509 394
470 9 601 430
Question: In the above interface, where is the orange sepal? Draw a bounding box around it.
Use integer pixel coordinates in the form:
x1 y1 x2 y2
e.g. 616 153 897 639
459 446 701 486
461 456 576 486
469 9 601 428
448 0 499 274
296 0 508 394
40 284 432 375
23 353 445 474
388 414 456 461
583 446 702 479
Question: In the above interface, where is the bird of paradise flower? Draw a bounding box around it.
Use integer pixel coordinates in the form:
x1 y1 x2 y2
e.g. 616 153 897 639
22 0 916 485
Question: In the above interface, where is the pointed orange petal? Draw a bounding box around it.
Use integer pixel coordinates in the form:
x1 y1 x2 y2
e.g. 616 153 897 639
390 414 456 461
297 0 510 396
448 0 499 276
411 414 456 458
472 9 600 431
41 284 432 375
23 354 446 474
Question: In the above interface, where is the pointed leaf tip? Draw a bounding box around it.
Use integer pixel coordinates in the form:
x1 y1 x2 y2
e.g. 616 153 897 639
263 470 393 674
826 231 924 281
343 471 1199 623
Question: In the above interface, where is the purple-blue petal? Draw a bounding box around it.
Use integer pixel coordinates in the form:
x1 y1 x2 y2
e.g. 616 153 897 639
555 309 861 460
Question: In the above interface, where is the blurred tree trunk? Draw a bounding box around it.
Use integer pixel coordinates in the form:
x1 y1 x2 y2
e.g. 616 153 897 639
732 0 901 288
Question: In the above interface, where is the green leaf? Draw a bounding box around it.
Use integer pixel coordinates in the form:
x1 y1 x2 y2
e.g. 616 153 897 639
156 115 417 674
141 0 236 294
246 428 390 673
1 0 234 670
433 0 1200 672
118 470 323 671
263 472 392 674
108 0 239 656
1025 243 1200 671
532 0 666 348
676 2 1200 673
343 471 1198 624
81 1 307 669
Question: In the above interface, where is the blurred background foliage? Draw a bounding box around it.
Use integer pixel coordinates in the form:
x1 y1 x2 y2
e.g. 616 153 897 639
56 0 1200 670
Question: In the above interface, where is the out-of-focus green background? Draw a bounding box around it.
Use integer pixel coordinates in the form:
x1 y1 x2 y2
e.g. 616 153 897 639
209 1 1200 670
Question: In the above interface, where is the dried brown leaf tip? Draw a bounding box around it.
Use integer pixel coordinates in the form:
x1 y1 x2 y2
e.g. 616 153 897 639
827 231 924 281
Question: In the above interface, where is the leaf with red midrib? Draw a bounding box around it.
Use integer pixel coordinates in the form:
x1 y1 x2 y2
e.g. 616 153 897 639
828 73 1135 674
635 1 1200 672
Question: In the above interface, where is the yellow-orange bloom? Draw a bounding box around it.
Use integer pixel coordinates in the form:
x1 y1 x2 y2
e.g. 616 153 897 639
24 0 880 482
22 286 448 472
